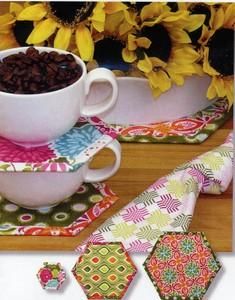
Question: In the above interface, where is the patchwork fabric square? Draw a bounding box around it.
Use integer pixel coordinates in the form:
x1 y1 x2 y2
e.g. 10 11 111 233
37 262 66 290
143 232 221 300
72 242 137 299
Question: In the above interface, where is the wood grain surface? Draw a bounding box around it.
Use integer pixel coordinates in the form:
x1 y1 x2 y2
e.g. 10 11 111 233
0 119 232 252
0 2 233 252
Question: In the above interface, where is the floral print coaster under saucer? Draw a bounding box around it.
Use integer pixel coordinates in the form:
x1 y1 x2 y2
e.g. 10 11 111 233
37 262 66 290
104 98 231 144
143 232 221 300
72 242 137 300
0 117 117 172
0 183 118 236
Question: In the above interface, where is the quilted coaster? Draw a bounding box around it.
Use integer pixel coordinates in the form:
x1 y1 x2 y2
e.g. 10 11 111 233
143 232 221 300
101 98 231 143
0 183 118 236
0 117 117 172
72 242 137 299
37 262 66 291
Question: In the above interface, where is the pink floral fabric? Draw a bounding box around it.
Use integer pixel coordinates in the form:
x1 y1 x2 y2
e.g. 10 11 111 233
0 137 55 163
144 232 221 300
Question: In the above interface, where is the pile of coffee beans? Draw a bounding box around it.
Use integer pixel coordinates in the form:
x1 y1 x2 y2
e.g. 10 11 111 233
0 47 83 94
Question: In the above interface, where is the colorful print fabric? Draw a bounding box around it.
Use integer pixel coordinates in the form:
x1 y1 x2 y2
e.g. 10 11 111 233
108 98 231 143
143 232 221 300
37 262 66 290
0 117 117 172
72 243 137 300
0 183 118 236
76 133 233 253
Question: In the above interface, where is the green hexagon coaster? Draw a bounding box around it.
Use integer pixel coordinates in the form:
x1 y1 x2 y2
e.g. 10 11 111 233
72 242 137 299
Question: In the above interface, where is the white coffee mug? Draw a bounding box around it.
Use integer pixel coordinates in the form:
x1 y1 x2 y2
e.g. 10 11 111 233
0 47 118 146
0 139 121 209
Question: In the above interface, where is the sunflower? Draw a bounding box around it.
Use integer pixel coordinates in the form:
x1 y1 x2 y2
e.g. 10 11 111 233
0 2 33 50
200 3 234 107
15 1 134 62
184 2 217 47
87 3 138 76
122 3 205 97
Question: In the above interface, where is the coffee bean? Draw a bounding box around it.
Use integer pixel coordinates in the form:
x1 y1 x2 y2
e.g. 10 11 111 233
0 47 82 94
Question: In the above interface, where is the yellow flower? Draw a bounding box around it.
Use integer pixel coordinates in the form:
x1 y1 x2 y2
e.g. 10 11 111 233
122 3 205 97
16 2 99 61
200 3 234 107
16 2 133 62
0 2 34 50
87 3 137 75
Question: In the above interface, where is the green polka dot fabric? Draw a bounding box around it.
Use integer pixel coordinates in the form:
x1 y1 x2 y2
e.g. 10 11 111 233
143 232 221 300
0 183 118 236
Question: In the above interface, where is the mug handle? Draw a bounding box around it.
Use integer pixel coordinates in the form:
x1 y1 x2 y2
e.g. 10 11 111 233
81 68 118 117
83 140 121 182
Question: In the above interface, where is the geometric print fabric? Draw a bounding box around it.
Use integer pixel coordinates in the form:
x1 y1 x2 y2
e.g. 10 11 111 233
72 242 137 299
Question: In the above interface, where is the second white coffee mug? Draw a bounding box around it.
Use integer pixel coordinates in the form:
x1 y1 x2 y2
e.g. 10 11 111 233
0 47 118 146
0 139 121 209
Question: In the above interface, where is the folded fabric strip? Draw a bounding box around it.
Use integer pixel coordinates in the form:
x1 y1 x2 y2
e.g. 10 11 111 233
76 132 233 253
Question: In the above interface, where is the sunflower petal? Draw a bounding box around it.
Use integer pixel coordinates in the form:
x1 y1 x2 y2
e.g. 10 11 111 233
224 3 235 28
90 2 105 32
207 78 217 100
136 37 151 49
123 9 137 26
128 34 137 51
140 3 164 21
76 24 94 61
185 14 206 32
104 2 127 14
0 33 17 50
173 47 200 64
26 18 57 44
163 11 189 23
212 7 224 30
224 79 234 108
137 54 152 73
203 47 219 76
152 87 163 98
156 70 171 92
214 77 226 98
104 12 124 34
122 48 137 63
147 71 159 89
167 68 184 85
150 57 167 68
10 2 24 16
170 29 191 43
17 4 47 21
54 27 72 50
119 21 133 36
0 13 15 26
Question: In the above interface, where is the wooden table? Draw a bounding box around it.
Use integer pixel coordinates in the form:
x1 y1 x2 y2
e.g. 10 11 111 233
0 119 232 252
0 2 232 251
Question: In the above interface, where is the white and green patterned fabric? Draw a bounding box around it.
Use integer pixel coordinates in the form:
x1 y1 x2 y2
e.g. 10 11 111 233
76 132 233 253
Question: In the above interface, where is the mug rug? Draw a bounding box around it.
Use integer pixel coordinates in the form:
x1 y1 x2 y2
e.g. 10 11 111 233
102 98 232 144
0 183 118 236
72 242 137 299
143 232 221 300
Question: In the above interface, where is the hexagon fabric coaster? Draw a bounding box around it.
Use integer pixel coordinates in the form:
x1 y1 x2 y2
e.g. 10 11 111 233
37 262 66 290
143 232 221 300
72 242 137 299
